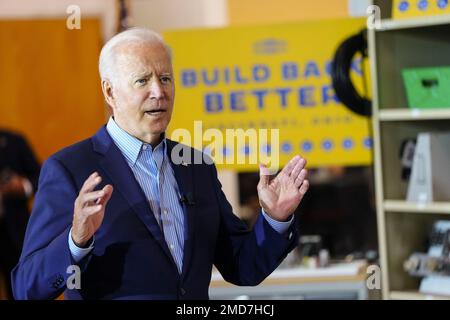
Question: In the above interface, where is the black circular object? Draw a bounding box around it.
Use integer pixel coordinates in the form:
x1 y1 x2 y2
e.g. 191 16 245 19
331 30 372 117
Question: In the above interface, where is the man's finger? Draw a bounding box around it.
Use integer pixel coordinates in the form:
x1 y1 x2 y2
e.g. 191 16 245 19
80 172 102 194
281 155 301 177
290 158 306 180
81 172 98 190
299 179 309 195
81 190 105 206
259 163 271 187
294 169 308 188
97 184 114 205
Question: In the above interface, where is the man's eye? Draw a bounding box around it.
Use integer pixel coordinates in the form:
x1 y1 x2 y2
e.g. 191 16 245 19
136 78 147 85
161 76 172 84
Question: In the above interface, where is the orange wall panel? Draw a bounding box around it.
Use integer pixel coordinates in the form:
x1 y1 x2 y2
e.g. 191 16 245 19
0 19 107 162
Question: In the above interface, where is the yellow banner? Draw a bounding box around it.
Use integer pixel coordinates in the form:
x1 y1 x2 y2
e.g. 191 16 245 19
393 0 450 19
164 18 372 171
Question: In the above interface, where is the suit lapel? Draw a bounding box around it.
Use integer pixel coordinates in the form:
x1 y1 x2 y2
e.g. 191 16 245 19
166 140 196 277
93 127 175 265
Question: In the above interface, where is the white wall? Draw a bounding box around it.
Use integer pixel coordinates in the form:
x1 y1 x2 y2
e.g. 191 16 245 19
348 0 371 17
0 0 117 40
131 0 228 32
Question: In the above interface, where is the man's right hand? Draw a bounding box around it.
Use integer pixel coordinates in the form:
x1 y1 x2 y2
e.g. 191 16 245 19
71 172 113 248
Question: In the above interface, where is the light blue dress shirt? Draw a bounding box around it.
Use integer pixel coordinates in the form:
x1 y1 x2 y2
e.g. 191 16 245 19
69 118 293 269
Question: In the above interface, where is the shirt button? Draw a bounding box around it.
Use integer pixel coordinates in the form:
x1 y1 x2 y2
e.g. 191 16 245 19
163 209 168 215
143 145 148 150
180 288 186 296
170 244 174 250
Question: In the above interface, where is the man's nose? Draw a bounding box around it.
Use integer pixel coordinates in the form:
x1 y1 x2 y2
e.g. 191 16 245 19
149 80 164 99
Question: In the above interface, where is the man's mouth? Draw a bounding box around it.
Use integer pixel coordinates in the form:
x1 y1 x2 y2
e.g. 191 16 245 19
144 109 166 116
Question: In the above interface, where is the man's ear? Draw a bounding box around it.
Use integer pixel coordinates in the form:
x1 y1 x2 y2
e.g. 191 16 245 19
101 79 115 108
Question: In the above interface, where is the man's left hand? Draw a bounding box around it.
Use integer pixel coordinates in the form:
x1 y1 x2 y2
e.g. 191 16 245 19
257 155 309 222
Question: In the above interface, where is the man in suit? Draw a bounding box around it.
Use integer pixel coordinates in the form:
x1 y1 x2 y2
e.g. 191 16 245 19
11 28 309 300
0 129 40 299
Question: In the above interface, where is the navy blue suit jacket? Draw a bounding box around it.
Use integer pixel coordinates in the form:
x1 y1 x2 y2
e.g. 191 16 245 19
12 126 298 300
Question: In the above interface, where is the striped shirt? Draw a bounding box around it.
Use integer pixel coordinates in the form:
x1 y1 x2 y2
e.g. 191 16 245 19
106 117 185 273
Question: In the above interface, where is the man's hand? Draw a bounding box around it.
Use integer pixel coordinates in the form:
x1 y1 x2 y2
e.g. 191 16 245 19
257 155 309 222
71 172 113 248
0 174 27 197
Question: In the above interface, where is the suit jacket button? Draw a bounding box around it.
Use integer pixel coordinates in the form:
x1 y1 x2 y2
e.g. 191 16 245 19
180 288 186 296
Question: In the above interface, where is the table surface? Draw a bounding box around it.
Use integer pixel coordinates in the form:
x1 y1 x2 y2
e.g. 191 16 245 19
210 260 368 287
209 260 369 300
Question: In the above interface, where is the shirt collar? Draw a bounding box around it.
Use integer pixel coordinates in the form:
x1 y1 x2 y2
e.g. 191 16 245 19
106 117 166 166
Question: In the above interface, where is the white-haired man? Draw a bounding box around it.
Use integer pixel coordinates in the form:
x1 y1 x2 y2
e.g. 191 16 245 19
12 28 309 300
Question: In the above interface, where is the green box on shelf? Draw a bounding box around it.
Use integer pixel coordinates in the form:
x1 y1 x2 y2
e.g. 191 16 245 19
402 66 450 109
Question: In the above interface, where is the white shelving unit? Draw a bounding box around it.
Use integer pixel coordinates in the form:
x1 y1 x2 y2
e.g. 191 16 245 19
378 14 450 31
370 0 450 299
383 200 450 214
379 109 450 121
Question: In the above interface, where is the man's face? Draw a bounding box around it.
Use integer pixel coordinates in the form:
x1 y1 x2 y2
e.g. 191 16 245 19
107 41 175 143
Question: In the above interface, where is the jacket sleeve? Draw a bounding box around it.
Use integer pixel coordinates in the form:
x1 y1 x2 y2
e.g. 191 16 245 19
11 157 85 300
211 163 299 286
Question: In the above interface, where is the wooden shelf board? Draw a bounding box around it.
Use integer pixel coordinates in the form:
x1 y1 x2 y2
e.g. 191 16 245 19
377 15 450 31
378 109 450 121
384 200 450 214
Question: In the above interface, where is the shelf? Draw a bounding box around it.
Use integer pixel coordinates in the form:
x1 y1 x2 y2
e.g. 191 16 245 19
377 15 450 32
370 0 450 300
390 290 450 300
383 200 450 214
378 109 450 121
